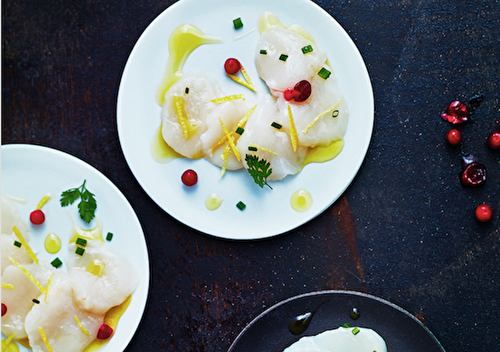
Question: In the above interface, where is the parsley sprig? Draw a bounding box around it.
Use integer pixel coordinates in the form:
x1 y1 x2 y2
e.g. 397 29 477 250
60 180 97 223
245 154 273 189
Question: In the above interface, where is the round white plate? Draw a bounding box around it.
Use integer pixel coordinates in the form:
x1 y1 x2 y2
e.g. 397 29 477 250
117 0 373 240
1 144 149 352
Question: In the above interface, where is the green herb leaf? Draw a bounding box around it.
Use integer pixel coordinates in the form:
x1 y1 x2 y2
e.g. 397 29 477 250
245 154 273 189
60 180 97 223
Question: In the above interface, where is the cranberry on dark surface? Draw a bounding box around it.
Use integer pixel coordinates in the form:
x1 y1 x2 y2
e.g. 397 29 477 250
487 130 500 149
445 129 462 146
460 162 487 187
475 204 493 223
441 101 470 124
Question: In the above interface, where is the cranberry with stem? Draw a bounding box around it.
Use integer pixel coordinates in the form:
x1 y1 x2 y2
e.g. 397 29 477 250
446 129 462 146
283 80 312 103
475 204 493 223
460 157 487 187
487 130 500 149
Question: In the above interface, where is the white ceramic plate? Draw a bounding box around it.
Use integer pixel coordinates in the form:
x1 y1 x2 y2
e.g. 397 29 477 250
117 0 373 240
1 144 149 352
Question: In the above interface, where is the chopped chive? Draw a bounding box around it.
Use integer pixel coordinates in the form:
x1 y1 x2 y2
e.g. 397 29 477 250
76 238 87 247
233 17 243 29
342 323 351 328
106 232 113 241
301 45 313 54
185 87 189 94
279 54 288 61
33 299 40 304
271 122 282 130
352 327 360 335
318 67 331 79
260 49 267 55
236 201 246 210
14 240 22 248
235 127 244 135
51 257 63 268
75 247 85 256
248 146 258 151
332 109 339 118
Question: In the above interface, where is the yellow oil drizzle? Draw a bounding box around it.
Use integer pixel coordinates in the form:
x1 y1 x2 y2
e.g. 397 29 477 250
69 217 104 243
290 189 313 212
155 24 222 106
150 123 184 163
205 193 223 210
302 139 344 168
44 233 61 254
82 295 132 352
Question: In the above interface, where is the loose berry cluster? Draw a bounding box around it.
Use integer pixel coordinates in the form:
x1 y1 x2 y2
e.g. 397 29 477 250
441 94 497 223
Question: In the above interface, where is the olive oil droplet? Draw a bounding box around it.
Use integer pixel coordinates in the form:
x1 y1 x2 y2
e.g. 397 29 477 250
44 233 61 254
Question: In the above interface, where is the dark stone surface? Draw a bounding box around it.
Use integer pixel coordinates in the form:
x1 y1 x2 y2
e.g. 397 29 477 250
2 0 499 350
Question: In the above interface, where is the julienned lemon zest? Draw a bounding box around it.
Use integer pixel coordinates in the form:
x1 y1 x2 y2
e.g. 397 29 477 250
173 95 196 139
220 144 231 179
249 145 279 155
75 315 90 336
212 105 257 153
44 273 54 303
287 104 298 152
2 334 16 351
210 94 245 104
240 66 255 89
36 194 52 210
226 73 258 93
1 283 15 290
9 257 45 294
303 100 343 135
12 226 38 264
39 327 54 352
219 118 241 161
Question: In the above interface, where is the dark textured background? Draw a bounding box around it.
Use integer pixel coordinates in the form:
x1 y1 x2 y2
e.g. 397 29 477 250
2 0 499 350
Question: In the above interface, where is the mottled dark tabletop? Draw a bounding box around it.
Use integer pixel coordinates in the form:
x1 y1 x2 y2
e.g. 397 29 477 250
2 0 499 350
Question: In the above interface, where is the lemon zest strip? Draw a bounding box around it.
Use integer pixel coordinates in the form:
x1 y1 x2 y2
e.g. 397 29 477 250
287 104 299 152
210 94 245 104
1 334 16 352
226 73 258 93
173 95 195 139
219 144 231 179
12 226 38 265
1 283 15 290
9 257 45 294
303 100 343 135
44 273 54 303
250 145 279 155
219 118 241 161
240 65 255 88
36 194 52 210
75 315 90 336
39 327 54 352
211 105 257 153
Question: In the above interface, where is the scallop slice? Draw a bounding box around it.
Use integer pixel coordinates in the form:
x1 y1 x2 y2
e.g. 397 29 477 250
67 241 138 315
24 270 103 352
276 64 348 148
1 195 29 239
161 72 225 158
201 99 256 170
236 96 307 182
1 261 55 339
1 234 33 275
283 326 387 352
255 26 327 95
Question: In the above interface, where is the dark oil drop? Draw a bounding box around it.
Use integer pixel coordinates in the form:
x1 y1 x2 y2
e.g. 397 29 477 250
349 307 360 320
288 300 329 335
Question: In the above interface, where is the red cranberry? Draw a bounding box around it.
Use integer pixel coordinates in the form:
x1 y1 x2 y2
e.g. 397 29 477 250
97 324 114 339
181 169 198 186
445 129 462 146
460 162 487 187
283 80 312 102
487 130 500 149
441 101 470 124
475 204 493 222
224 58 241 75
1 303 6 317
30 209 45 225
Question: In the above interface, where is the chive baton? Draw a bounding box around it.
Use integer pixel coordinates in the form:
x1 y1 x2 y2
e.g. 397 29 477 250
75 247 85 256
271 122 282 130
106 232 113 241
51 257 63 268
33 299 40 304
301 45 313 54
318 67 331 79
279 54 288 61
248 146 258 151
235 127 244 135
233 17 243 29
76 238 87 247
236 201 246 210
14 241 22 248
352 327 360 335
260 49 267 55
332 110 339 118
